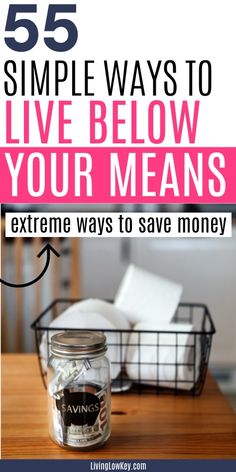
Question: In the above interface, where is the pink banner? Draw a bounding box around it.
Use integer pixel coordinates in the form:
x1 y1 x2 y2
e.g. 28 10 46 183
0 147 236 203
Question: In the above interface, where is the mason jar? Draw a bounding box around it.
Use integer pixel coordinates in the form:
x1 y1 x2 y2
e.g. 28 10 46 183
47 331 111 450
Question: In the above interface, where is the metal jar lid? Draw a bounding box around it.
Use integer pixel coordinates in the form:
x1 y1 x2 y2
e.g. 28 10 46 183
51 331 107 359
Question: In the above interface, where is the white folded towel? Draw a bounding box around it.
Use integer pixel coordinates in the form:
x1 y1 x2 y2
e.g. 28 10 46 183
126 322 199 390
115 265 183 325
40 299 130 379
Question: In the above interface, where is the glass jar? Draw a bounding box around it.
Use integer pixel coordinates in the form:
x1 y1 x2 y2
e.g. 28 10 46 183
47 331 111 450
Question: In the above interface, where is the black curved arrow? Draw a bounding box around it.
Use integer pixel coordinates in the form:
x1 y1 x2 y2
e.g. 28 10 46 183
0 243 60 288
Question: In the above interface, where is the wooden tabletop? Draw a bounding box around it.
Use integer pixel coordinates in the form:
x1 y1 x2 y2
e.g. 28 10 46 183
2 354 236 459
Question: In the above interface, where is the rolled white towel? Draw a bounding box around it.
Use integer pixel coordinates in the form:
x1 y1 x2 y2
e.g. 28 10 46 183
64 299 130 332
40 299 130 379
115 265 183 325
126 322 200 390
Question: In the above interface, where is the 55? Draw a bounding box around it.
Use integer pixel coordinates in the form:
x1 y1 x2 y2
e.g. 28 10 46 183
4 4 78 52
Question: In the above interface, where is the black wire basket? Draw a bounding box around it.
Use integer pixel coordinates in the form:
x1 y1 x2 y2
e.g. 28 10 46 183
31 299 216 396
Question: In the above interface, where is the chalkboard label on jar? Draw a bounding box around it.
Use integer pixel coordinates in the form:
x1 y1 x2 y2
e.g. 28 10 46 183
56 389 101 427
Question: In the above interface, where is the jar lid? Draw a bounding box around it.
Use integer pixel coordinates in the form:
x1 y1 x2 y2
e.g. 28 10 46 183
51 331 107 359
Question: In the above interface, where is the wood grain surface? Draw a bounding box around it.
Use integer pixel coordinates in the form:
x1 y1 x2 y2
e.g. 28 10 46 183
2 354 236 459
